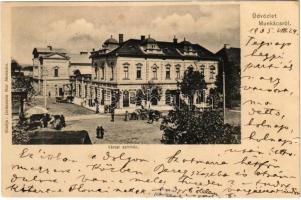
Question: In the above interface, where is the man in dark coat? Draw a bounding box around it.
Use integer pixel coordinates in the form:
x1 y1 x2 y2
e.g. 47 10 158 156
111 107 115 122
96 126 101 138
100 126 104 139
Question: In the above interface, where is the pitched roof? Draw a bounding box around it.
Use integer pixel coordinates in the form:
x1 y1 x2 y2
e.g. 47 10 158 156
41 52 69 59
215 47 240 66
91 39 218 60
68 53 90 64
34 47 67 54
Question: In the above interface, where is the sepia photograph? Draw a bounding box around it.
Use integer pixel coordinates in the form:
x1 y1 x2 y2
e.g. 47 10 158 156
11 3 241 145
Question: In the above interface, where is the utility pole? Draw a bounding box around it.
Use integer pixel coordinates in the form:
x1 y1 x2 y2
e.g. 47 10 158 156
43 66 48 110
222 62 226 123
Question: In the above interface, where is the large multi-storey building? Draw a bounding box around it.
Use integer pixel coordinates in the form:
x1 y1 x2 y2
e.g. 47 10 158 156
72 34 219 111
32 46 90 97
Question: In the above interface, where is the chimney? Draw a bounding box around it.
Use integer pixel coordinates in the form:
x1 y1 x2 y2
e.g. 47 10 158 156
173 36 177 44
224 44 230 49
119 34 124 44
47 45 52 50
92 48 95 52
141 35 145 41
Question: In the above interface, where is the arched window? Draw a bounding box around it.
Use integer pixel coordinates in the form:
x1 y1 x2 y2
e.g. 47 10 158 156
136 89 144 106
175 64 181 79
210 65 216 79
165 64 171 79
136 63 142 79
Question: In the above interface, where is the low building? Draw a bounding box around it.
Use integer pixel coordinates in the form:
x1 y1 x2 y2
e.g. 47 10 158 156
72 34 219 112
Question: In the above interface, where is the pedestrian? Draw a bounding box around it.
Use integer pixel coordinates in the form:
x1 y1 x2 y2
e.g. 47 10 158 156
43 113 48 128
111 107 115 122
96 104 99 114
148 110 154 124
100 126 104 139
61 115 66 127
124 111 128 121
96 126 101 138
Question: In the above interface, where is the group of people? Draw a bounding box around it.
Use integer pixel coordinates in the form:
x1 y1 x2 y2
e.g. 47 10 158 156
96 126 105 139
41 114 66 130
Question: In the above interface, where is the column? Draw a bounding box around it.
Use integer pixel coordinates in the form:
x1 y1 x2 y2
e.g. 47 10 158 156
81 78 84 98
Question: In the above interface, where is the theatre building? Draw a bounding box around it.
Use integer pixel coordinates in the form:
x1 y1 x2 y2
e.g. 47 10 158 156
32 46 91 97
72 34 219 112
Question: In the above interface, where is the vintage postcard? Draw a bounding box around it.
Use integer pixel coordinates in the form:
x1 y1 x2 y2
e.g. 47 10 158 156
1 1 299 197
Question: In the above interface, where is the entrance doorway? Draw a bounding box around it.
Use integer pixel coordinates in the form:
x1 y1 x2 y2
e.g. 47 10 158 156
123 91 129 107
59 88 64 96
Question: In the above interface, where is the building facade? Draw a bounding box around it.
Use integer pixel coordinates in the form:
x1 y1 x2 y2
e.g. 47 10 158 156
72 34 219 112
32 46 91 97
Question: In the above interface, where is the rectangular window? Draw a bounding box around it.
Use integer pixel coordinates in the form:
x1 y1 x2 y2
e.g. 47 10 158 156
137 66 141 79
101 67 104 79
166 67 171 79
176 67 180 79
111 67 114 80
54 68 58 77
210 66 216 79
124 66 129 79
200 65 205 75
152 68 157 79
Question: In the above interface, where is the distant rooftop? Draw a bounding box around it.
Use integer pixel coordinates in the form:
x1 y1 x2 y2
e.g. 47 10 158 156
68 52 90 64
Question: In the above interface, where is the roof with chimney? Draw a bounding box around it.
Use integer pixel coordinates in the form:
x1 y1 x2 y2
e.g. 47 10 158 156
91 36 218 61
33 46 67 58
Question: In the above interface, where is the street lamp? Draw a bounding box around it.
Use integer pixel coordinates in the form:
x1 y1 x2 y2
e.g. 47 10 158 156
220 57 226 123
42 66 48 110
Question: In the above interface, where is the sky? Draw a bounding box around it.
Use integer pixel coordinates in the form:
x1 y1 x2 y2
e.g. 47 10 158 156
11 3 240 65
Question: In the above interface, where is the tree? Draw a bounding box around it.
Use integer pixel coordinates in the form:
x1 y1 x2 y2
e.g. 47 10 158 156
111 89 121 108
141 81 162 105
207 88 223 109
178 66 206 108
11 59 36 103
160 108 240 144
